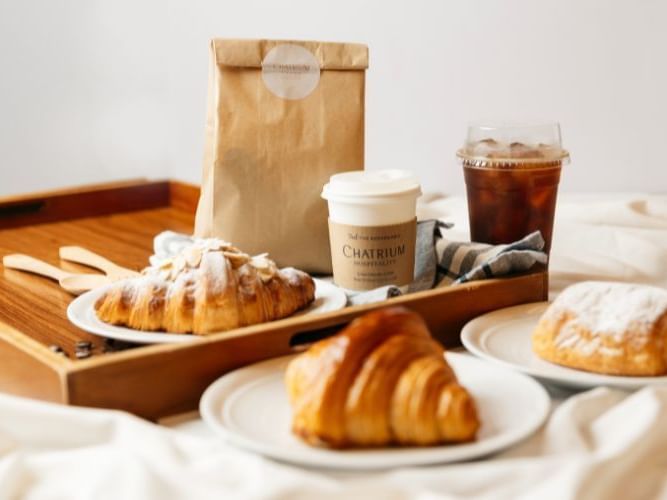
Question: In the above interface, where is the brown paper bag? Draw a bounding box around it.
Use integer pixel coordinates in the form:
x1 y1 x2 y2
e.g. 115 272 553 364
194 38 368 274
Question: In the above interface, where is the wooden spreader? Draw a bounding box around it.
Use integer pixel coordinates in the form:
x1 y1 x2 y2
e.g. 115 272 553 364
0 180 548 420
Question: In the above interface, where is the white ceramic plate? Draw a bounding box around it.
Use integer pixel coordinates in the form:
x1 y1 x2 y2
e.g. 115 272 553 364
461 302 667 390
199 352 549 470
67 278 347 344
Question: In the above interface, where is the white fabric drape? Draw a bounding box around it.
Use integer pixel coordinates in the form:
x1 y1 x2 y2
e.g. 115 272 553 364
2 387 666 500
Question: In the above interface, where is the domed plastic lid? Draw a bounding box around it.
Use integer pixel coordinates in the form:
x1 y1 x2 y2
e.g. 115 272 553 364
457 122 570 167
322 169 421 199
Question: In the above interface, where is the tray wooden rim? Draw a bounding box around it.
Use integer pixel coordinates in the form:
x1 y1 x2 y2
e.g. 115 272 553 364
63 272 545 372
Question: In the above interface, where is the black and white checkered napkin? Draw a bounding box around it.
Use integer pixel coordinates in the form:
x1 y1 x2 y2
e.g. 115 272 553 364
435 225 547 285
347 221 547 305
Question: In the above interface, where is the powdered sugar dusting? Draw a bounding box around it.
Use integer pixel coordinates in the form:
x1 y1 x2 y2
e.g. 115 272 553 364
117 274 166 293
280 267 305 286
200 251 228 295
547 281 667 342
143 238 279 284
110 238 298 306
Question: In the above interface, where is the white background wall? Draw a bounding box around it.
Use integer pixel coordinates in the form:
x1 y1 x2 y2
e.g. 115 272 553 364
1 0 665 197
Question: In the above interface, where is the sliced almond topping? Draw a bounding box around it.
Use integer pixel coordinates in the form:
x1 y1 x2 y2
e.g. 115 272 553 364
223 251 251 268
184 246 203 268
250 253 278 281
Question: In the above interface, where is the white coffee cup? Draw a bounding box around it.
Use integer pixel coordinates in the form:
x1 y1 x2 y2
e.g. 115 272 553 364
321 170 421 291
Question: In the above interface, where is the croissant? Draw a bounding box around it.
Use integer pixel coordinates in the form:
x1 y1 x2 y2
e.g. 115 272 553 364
94 239 315 335
285 307 479 448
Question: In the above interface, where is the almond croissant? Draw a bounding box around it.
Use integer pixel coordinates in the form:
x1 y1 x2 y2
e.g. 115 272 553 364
285 307 479 448
95 239 315 334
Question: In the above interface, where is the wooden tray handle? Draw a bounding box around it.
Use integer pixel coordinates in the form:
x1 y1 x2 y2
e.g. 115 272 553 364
289 324 347 348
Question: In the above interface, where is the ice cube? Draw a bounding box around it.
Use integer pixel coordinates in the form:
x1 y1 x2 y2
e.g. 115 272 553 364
470 138 501 157
508 142 543 159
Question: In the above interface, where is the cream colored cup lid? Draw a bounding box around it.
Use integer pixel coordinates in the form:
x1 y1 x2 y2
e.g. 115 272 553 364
322 170 421 200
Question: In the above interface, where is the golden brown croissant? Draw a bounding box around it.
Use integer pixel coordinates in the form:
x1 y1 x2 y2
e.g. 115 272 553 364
95 239 315 335
285 307 479 448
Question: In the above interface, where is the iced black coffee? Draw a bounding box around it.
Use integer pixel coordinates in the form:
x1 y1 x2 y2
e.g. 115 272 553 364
457 124 569 253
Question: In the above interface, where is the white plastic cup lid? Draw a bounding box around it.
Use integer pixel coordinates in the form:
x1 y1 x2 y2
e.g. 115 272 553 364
322 170 422 200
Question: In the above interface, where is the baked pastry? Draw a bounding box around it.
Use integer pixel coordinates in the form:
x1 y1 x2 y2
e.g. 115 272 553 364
95 239 315 334
285 307 479 448
532 281 667 376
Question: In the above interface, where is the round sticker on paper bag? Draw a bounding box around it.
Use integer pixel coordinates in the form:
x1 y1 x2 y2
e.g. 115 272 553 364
261 44 321 100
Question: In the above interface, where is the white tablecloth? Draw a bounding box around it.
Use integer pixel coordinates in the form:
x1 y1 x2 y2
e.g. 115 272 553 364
2 194 667 500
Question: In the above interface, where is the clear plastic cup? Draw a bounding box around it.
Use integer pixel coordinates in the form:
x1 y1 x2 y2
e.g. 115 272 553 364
457 123 570 253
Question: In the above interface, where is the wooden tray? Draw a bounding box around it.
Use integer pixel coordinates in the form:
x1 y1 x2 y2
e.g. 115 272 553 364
0 180 548 420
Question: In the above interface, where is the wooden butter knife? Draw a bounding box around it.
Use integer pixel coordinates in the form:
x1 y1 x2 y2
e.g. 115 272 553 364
59 246 141 281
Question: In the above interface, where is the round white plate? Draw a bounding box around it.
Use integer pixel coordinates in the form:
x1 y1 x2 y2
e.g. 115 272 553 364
199 352 549 470
67 278 347 344
461 302 667 390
